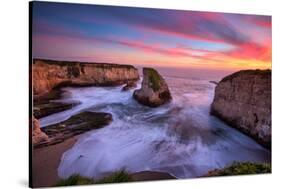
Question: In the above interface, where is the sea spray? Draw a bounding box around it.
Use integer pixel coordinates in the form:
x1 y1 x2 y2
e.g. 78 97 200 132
39 77 271 179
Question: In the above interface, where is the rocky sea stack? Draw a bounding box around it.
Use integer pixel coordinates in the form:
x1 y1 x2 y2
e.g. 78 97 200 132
133 68 172 107
210 69 271 148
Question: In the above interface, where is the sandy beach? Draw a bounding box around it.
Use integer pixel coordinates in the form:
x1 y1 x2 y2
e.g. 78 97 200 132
32 132 176 187
32 135 80 187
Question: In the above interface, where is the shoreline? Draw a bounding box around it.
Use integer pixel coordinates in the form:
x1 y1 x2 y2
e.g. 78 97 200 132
31 68 271 187
32 133 177 187
32 135 80 187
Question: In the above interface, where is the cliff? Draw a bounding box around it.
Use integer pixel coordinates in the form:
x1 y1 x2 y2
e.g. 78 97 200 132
33 59 140 96
210 69 271 148
133 68 171 107
32 117 49 145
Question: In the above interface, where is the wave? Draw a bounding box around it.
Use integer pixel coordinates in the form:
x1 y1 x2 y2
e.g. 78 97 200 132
39 77 271 179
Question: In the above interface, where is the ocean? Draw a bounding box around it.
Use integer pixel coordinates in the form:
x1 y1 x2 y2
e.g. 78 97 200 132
39 68 271 179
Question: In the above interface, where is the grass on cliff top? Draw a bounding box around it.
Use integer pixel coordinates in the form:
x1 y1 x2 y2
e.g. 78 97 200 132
221 69 271 83
145 68 162 91
55 170 133 186
34 58 136 69
55 175 94 186
94 170 133 184
206 162 271 176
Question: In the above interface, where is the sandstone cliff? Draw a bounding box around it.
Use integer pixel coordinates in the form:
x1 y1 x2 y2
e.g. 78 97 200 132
133 68 172 107
32 117 49 145
210 70 271 148
33 59 140 96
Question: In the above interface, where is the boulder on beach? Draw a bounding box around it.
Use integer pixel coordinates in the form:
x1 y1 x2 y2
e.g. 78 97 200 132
210 69 271 148
32 117 49 145
133 68 172 107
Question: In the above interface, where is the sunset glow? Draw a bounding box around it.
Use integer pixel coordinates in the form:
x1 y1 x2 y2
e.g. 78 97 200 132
32 2 272 71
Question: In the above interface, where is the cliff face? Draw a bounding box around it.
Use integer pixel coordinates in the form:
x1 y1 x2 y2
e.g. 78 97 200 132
210 70 271 148
32 117 49 145
133 68 171 107
33 59 140 96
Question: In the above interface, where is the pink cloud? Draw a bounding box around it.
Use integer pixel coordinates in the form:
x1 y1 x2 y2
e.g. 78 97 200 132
225 42 271 62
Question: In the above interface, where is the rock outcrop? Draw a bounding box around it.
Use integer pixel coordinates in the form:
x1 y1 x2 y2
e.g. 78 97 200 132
122 81 137 91
33 59 140 97
33 87 80 119
34 100 80 119
210 69 271 148
34 111 112 148
32 117 49 145
133 68 172 107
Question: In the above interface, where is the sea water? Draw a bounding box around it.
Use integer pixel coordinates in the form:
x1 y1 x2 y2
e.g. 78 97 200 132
39 70 271 179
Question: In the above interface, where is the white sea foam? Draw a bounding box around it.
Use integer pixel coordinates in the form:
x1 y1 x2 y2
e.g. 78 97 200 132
40 77 271 179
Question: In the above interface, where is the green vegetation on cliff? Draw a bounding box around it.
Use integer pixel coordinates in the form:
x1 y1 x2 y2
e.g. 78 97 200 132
55 162 270 186
205 162 271 176
34 58 136 69
221 69 271 82
55 175 94 186
55 170 133 186
94 170 133 184
146 68 162 91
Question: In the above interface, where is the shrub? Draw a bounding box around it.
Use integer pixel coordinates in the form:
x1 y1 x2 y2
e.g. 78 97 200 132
206 162 271 176
55 170 133 186
55 174 94 186
94 170 133 184
146 68 161 91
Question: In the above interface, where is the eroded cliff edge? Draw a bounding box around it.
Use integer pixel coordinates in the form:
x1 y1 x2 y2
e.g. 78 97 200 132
33 59 140 97
210 69 271 148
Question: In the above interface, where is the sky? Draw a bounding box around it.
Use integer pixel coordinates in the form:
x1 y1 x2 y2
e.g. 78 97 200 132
32 1 272 71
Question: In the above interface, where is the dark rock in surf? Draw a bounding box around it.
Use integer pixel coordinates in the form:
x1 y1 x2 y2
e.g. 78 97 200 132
33 88 80 119
210 69 271 148
33 101 80 119
133 68 172 107
34 111 112 148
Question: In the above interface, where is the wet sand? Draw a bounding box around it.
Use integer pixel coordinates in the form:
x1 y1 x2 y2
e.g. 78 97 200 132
32 135 80 187
32 134 176 188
